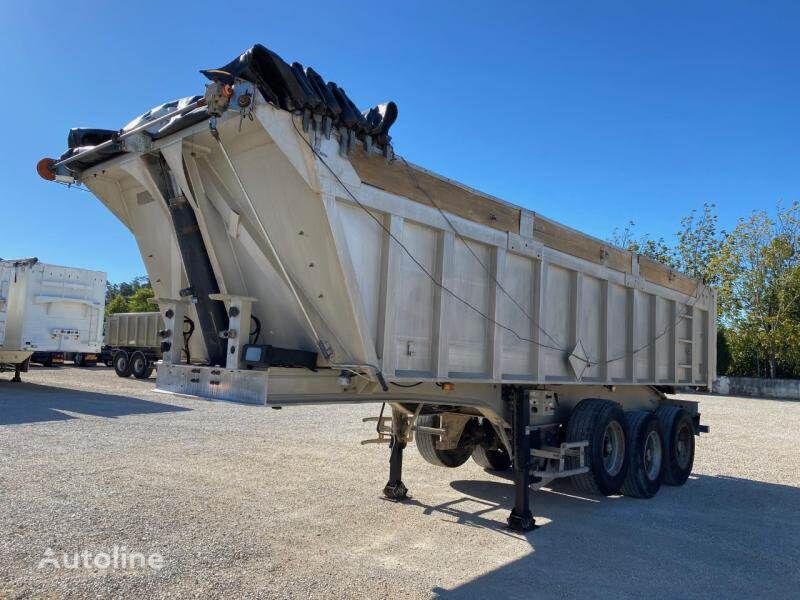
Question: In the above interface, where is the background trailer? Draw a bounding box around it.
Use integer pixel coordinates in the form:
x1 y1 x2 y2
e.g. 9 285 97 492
0 258 106 380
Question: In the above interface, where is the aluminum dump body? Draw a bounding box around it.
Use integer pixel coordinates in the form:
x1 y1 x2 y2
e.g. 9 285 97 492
0 259 106 361
44 47 716 391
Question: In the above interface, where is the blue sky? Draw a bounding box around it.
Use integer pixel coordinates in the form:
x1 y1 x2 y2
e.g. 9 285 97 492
2 1 798 282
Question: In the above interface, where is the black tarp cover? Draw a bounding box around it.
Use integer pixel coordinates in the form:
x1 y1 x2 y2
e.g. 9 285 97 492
62 44 397 173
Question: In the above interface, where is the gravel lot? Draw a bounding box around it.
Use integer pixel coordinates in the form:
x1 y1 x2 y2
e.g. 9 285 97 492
0 367 798 599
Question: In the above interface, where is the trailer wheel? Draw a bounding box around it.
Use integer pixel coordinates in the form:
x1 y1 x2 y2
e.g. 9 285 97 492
131 351 153 379
471 422 511 471
566 398 629 496
655 406 695 486
74 353 85 367
40 355 53 368
113 351 133 378
472 444 511 471
621 411 664 499
416 414 473 468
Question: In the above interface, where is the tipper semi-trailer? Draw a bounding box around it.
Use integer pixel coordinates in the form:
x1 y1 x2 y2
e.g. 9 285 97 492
39 44 713 531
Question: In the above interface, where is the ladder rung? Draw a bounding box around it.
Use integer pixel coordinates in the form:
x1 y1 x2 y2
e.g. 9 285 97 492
532 466 588 478
412 425 446 436
360 438 391 445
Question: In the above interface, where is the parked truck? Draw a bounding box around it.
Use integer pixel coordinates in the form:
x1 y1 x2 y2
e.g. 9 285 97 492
39 44 714 530
103 311 199 379
105 311 162 378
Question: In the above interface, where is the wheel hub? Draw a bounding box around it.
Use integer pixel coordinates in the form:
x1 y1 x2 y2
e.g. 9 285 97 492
602 421 625 476
675 423 692 469
643 429 663 481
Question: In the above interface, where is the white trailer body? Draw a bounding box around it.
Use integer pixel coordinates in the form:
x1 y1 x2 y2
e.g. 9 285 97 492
0 259 106 368
41 44 713 530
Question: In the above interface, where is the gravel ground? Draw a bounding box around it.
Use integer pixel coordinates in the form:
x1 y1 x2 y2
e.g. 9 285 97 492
0 367 798 599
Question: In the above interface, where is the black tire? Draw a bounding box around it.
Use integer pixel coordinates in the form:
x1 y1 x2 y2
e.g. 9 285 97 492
113 351 133 378
566 398 629 496
621 411 664 499
416 414 473 468
656 406 695 486
130 351 153 379
472 444 511 471
40 355 53 368
471 422 511 471
73 353 85 367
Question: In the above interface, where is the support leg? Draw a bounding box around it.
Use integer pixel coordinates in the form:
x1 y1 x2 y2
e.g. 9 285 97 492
383 407 409 500
507 387 536 532
11 363 22 383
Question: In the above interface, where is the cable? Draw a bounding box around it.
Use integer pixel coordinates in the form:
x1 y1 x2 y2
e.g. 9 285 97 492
53 181 94 194
396 155 706 368
210 121 323 344
291 113 707 373
250 315 262 345
182 316 195 364
601 281 703 366
211 121 389 390
397 156 564 350
290 115 574 360
390 381 424 388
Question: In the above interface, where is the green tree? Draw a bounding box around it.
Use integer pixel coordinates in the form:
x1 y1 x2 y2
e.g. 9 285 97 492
127 286 155 312
711 203 800 378
104 276 154 316
105 294 128 316
609 221 677 267
674 203 722 283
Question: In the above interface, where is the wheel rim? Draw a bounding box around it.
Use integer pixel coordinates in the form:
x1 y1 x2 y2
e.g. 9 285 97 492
133 357 145 373
602 420 625 476
117 356 128 371
675 422 692 470
643 429 663 480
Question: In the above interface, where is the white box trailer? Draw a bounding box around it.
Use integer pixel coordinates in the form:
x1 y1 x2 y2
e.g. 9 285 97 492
40 44 714 530
0 258 106 379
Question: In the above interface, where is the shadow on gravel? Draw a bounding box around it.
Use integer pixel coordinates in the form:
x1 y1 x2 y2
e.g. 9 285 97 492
0 382 190 425
423 473 800 599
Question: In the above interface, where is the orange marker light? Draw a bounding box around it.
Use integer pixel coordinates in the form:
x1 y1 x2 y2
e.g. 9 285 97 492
37 157 56 181
441 382 455 392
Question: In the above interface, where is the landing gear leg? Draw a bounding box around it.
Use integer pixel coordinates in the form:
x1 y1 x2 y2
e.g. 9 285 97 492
11 363 22 383
507 387 537 532
383 407 409 500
